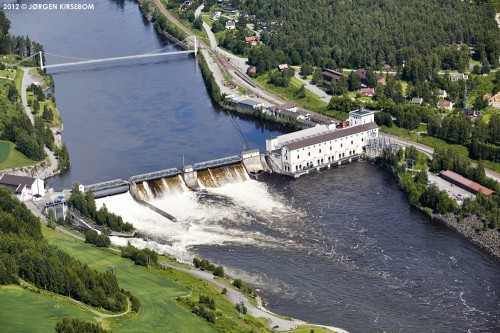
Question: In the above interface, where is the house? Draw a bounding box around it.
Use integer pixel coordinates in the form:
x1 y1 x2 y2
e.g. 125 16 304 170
437 89 447 99
278 64 288 71
355 68 386 87
411 97 423 105
437 100 454 110
321 68 344 83
488 91 500 107
361 87 375 97
449 73 469 81
245 36 256 45
225 21 236 30
237 99 263 110
465 109 479 118
210 11 222 20
0 173 45 201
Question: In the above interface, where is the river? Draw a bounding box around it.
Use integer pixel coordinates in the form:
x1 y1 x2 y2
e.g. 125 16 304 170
6 1 500 332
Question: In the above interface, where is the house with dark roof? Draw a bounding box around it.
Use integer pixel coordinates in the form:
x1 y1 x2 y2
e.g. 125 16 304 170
0 173 45 201
355 69 386 87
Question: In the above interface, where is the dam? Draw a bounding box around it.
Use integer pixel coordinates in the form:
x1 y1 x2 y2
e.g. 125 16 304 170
83 150 269 220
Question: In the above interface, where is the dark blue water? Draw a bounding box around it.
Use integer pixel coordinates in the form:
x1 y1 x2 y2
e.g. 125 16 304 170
6 0 283 189
7 2 500 332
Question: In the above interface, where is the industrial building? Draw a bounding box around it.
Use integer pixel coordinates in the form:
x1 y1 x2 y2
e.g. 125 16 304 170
439 170 496 196
0 173 45 201
266 109 378 176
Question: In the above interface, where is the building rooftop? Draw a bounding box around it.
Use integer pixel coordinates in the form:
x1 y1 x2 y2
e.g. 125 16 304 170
0 174 37 187
440 170 495 196
286 122 378 150
238 99 261 106
349 109 375 117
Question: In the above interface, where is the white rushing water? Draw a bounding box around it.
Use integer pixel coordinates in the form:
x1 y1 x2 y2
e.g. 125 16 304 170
97 179 299 261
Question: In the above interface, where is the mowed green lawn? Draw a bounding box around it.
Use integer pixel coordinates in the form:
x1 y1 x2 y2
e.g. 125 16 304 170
4 227 217 333
0 140 36 170
0 285 98 333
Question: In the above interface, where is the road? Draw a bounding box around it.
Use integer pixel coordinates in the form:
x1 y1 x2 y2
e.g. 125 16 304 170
292 66 331 102
160 262 349 333
16 67 60 179
380 133 500 183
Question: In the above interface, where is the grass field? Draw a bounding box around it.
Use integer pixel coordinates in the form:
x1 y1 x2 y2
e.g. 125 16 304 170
0 140 36 170
40 227 216 333
0 140 9 163
14 68 23 97
0 285 99 333
255 72 328 113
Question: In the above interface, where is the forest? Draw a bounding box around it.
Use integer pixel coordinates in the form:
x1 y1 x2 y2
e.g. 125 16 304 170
240 0 500 69
68 187 134 232
0 187 133 312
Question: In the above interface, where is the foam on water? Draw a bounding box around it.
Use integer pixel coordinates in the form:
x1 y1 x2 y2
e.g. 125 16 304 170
96 179 298 258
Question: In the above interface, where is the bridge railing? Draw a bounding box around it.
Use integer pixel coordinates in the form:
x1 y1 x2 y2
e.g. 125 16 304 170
85 179 129 192
192 155 242 171
129 168 181 183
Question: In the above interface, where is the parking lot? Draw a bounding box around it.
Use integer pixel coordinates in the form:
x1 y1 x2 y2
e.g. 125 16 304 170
427 172 474 204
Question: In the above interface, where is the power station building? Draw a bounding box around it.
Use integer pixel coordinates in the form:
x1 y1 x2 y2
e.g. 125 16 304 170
266 109 378 177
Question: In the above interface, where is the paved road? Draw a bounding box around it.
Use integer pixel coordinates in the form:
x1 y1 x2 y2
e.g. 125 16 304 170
17 67 60 179
20 67 36 125
380 133 500 183
160 263 348 332
292 66 331 102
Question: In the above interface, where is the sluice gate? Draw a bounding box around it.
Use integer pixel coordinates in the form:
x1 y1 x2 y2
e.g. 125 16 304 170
82 150 269 202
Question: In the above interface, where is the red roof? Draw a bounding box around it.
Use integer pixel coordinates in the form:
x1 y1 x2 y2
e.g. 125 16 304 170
440 170 495 196
245 36 255 43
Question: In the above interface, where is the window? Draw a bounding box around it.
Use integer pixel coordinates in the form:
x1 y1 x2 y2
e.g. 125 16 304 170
341 144 343 147
297 155 299 159
319 149 321 153
351 141 353 145
361 138 364 142
330 146 332 150
308 152 311 156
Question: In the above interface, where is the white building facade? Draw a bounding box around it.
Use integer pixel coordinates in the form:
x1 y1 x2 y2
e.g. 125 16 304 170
280 122 378 173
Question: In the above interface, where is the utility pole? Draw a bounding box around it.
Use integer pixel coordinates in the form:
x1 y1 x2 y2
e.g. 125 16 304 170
39 51 44 70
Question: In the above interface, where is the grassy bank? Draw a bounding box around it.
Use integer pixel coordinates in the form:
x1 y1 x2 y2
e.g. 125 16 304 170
254 72 327 113
0 140 36 170
0 285 99 333
9 225 279 333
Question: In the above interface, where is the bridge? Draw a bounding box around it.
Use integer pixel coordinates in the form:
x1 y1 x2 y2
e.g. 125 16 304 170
192 155 242 171
39 38 197 70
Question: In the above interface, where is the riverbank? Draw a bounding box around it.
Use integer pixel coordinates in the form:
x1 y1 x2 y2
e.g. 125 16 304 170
431 213 500 260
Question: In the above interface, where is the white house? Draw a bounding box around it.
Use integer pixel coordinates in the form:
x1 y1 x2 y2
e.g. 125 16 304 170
225 21 236 30
210 11 222 20
0 174 45 201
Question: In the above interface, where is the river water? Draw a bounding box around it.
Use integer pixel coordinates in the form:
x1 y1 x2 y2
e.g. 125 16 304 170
7 1 500 332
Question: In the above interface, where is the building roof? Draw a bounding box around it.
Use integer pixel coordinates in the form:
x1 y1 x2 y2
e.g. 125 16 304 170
437 100 452 108
238 99 261 107
245 36 255 42
440 170 495 196
411 97 423 104
321 68 344 81
297 118 318 128
0 174 37 188
285 122 378 151
349 109 375 117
